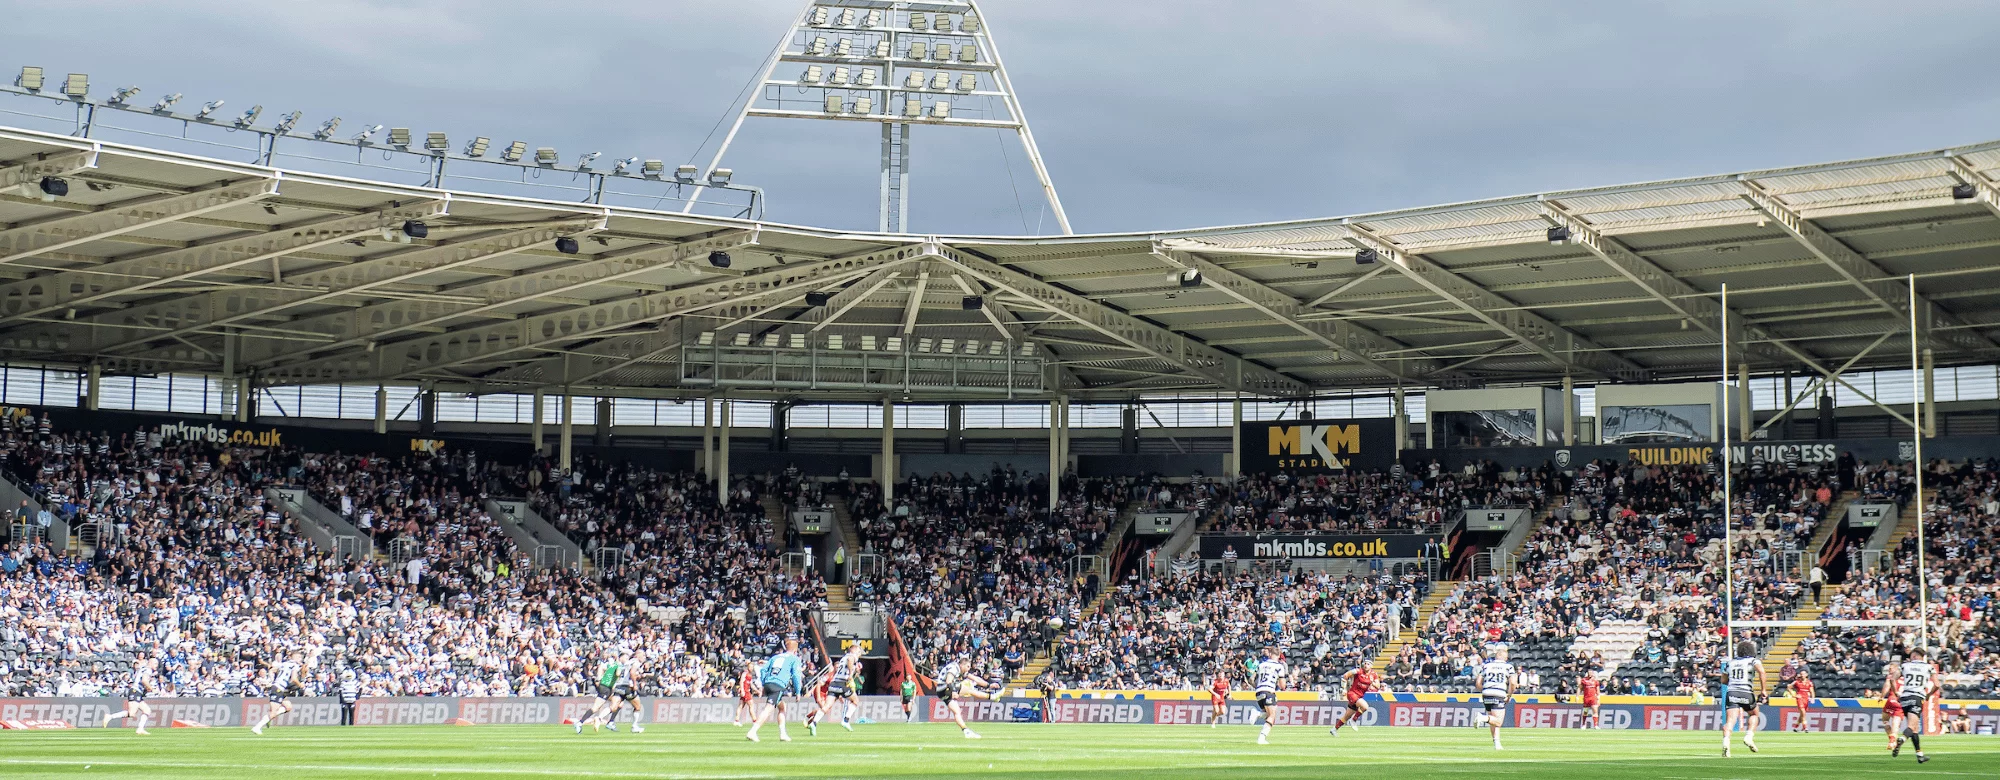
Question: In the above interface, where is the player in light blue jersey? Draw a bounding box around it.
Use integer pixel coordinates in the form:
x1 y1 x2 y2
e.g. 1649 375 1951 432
746 635 805 743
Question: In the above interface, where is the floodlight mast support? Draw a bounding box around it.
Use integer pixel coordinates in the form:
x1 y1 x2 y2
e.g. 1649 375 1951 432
691 0 1073 235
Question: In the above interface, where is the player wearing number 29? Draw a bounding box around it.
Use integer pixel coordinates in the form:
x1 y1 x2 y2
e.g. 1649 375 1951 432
1892 647 1939 764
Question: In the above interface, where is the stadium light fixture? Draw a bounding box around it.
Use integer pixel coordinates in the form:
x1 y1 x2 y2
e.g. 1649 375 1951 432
885 336 903 351
939 338 956 354
501 141 527 162
931 101 951 119
641 160 665 179
16 66 43 92
708 250 732 269
195 100 224 120
827 334 845 350
463 137 490 157
865 9 882 27
38 176 68 201
917 338 934 353
613 156 639 175
534 147 558 166
696 331 716 346
962 295 984 310
763 333 780 348
674 165 698 184
707 168 733 186
852 97 873 115
809 7 828 26
789 333 806 349
860 335 878 351
1178 269 1202 288
424 132 449 154
554 236 580 254
401 220 429 239
575 151 601 170
107 86 140 106
234 105 263 128
273 111 302 135
733 333 752 347
962 14 981 33
1953 183 1978 201
313 117 342 140
957 74 977 92
825 95 845 114
838 8 855 27
1355 248 1378 265
151 92 182 113
60 73 87 99
805 291 833 307
352 124 384 143
387 127 412 148
910 12 927 30
1546 226 1571 245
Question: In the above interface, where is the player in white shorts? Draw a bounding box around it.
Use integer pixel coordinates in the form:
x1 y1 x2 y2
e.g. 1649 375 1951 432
1252 646 1287 745
1721 641 1766 757
1891 647 1937 764
1476 647 1514 750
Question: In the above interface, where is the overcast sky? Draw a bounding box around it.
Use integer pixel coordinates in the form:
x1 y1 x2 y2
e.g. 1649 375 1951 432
6 0 1999 236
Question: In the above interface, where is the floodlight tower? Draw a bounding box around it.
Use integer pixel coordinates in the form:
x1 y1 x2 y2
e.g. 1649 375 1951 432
686 0 1073 235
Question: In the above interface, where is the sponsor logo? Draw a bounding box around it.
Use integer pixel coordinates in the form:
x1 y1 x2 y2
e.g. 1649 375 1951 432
1389 703 1475 728
1514 704 1631 729
1046 700 1147 724
1267 424 1362 470
457 699 553 725
1644 706 1723 731
1731 443 1837 465
1783 709 1885 733
1251 538 1395 558
1554 449 1572 468
1626 446 1713 466
410 438 446 454
158 421 282 447
354 699 453 726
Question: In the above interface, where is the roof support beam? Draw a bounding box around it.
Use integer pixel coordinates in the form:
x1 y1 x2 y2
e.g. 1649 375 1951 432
901 269 929 335
0 149 98 192
1151 242 1436 382
1305 264 1389 308
932 246 1308 396
1343 225 1649 382
0 201 445 326
0 177 279 267
1946 155 2000 222
1738 180 1999 356
256 246 918 385
87 218 601 356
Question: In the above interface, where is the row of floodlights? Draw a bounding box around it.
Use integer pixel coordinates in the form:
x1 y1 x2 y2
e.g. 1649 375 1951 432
13 67 732 185
808 7 981 34
801 66 978 92
698 331 1032 356
824 96 954 119
801 38 980 63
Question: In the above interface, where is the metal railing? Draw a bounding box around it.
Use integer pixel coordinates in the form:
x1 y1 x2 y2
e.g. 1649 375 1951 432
334 534 363 562
781 550 813 576
534 544 567 571
593 547 627 572
852 551 884 580
1070 554 1105 581
74 521 104 551
389 537 421 568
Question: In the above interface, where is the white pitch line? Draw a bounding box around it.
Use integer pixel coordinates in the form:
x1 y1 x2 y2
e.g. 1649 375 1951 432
0 758 776 779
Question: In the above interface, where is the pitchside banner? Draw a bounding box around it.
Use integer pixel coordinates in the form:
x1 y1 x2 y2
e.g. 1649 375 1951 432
1239 418 1395 474
1198 533 1433 560
10 695 1997 731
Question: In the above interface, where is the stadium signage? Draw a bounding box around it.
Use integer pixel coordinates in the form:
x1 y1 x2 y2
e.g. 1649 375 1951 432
792 510 832 534
9 695 1995 730
1198 533 1430 560
1136 512 1189 536
1847 503 1895 528
158 420 283 447
1239 418 1394 474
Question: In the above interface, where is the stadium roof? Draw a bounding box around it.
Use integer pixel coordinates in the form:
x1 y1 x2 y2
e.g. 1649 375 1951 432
2 123 1999 401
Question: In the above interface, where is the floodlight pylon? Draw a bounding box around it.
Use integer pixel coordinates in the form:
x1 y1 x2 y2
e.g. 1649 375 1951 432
683 0 1072 236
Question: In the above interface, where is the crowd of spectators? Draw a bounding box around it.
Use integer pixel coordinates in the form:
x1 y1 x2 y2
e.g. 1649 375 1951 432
0 418 819 700
1791 459 2000 698
1208 463 1561 535
1047 562 1425 691
1384 462 1801 697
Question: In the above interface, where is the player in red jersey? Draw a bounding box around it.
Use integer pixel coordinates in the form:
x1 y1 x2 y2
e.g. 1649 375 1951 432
1329 665 1384 736
1880 665 1905 752
1578 673 1602 729
1789 670 1814 733
1208 671 1231 728
733 659 758 727
802 674 834 736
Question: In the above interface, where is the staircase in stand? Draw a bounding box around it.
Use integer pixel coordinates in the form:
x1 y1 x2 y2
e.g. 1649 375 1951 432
824 584 855 611
1006 584 1117 690
1761 585 1839 680
1806 491 1855 570
1884 499 1923 552
1369 584 1456 674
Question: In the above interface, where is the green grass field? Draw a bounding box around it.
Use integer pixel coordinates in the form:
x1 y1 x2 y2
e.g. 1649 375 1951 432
2 724 1993 779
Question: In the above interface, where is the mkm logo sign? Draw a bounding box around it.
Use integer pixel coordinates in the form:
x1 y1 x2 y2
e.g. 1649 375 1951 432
1240 418 1393 474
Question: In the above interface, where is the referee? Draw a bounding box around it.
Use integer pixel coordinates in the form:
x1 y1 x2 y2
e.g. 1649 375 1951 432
338 669 360 726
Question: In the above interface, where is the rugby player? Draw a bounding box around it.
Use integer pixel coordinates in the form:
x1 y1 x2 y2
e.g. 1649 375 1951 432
1476 647 1514 750
1721 640 1765 757
745 635 805 743
1329 662 1384 736
1252 646 1287 745
1208 668 1231 728
1890 647 1937 763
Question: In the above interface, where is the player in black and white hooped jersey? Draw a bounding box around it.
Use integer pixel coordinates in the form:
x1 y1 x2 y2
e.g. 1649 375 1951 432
1474 646 1514 750
99 673 155 735
1251 646 1287 745
1891 647 1938 764
1721 640 1766 757
250 656 304 736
